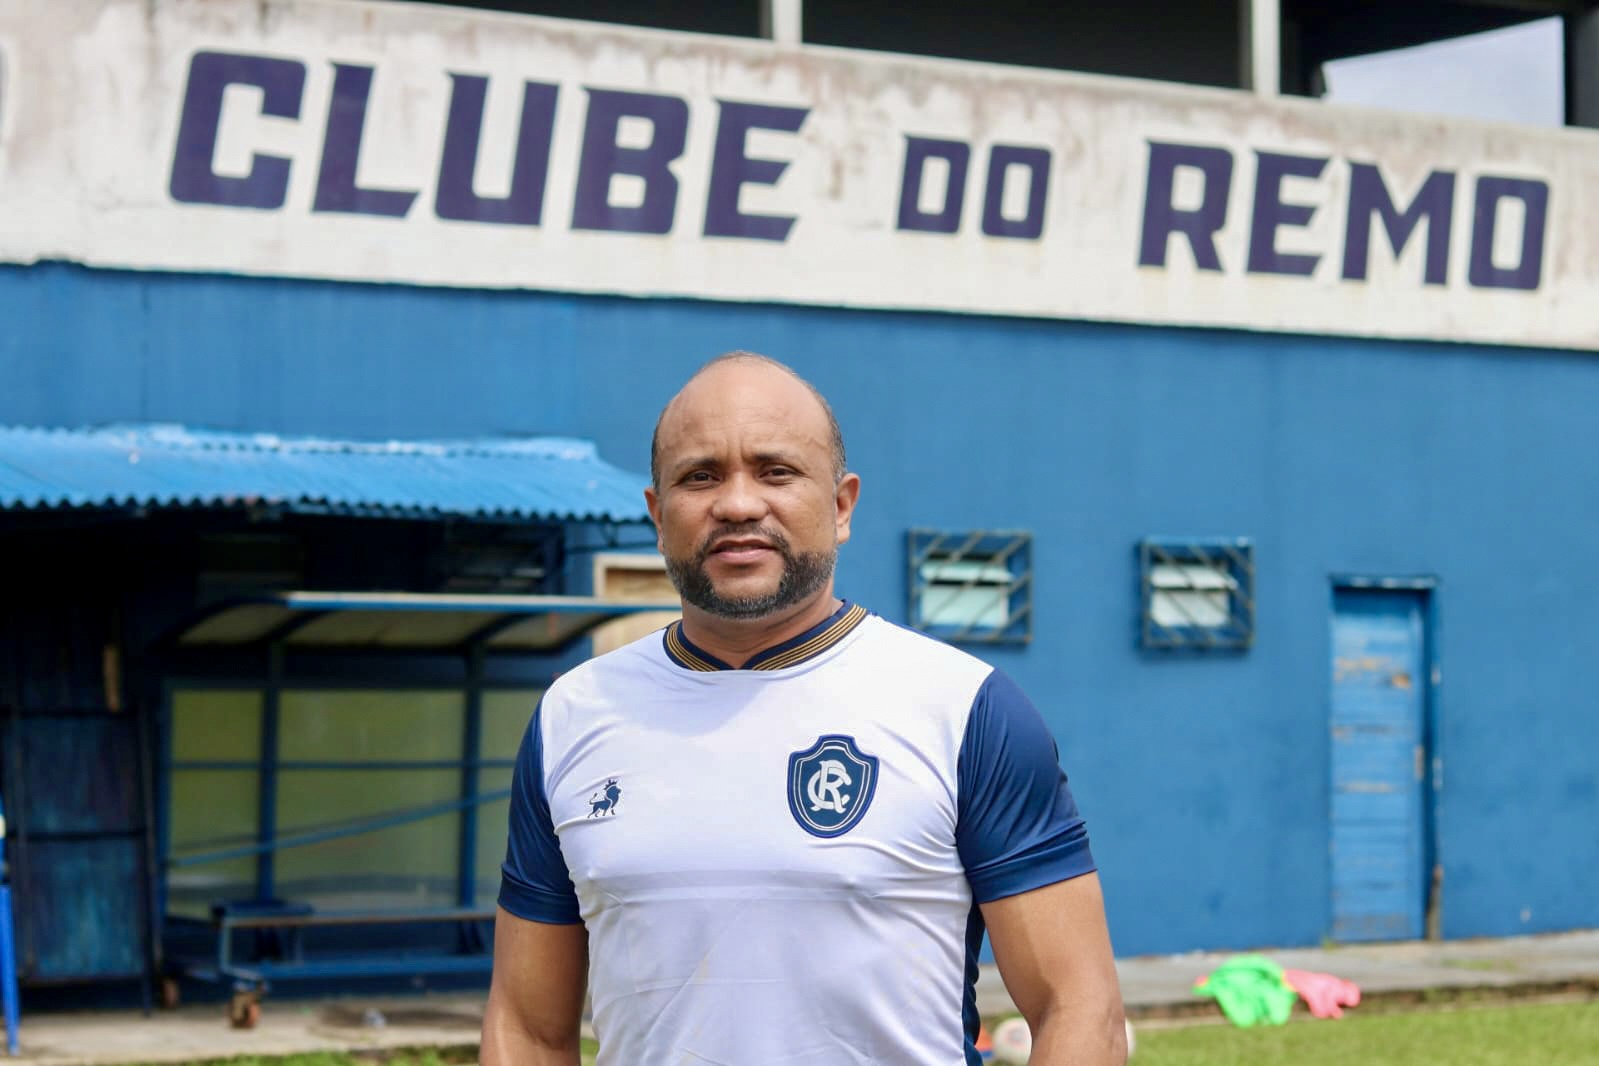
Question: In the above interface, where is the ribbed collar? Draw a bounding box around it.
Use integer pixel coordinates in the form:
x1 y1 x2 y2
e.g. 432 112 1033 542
663 600 869 672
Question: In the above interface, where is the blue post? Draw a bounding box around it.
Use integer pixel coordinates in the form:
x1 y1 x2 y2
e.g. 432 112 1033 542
257 644 283 902
458 647 484 910
0 797 21 1055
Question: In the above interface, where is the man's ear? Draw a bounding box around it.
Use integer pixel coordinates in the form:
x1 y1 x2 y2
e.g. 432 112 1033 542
644 485 665 555
833 473 862 545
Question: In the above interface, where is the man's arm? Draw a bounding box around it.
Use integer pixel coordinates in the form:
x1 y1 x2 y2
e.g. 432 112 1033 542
481 908 588 1065
488 700 587 1061
982 872 1126 1066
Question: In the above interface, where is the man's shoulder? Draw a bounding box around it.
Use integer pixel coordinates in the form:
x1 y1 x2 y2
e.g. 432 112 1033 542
851 613 996 691
855 611 993 668
543 623 671 708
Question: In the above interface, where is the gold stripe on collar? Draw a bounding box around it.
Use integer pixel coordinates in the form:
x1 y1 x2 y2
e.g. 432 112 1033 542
754 603 869 671
665 622 720 671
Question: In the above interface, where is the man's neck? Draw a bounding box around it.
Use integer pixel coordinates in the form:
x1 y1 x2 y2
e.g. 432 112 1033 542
679 591 842 669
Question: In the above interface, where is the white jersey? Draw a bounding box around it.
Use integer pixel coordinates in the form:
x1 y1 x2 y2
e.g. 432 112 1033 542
500 602 1095 1065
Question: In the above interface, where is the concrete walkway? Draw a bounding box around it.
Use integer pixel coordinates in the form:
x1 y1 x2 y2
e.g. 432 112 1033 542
6 930 1598 1063
3 996 487 1065
977 928 1599 1019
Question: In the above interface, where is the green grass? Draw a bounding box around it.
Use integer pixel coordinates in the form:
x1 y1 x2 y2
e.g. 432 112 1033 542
1127 1000 1599 1065
141 1004 1599 1065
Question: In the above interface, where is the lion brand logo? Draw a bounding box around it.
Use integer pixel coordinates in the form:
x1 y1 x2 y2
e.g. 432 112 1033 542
787 735 878 838
586 778 621 818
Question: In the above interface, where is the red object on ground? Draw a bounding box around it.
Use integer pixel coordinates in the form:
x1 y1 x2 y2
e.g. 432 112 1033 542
1283 968 1362 1018
975 1022 993 1052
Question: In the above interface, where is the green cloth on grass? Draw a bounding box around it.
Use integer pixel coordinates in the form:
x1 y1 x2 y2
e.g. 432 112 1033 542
1193 954 1300 1028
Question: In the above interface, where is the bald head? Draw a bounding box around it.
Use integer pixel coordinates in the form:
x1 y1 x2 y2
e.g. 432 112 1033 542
650 352 847 490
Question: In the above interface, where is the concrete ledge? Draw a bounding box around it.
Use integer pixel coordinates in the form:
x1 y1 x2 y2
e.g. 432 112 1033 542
976 929 1599 1019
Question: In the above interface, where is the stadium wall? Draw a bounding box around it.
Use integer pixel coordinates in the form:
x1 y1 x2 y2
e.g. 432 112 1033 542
3 260 1596 956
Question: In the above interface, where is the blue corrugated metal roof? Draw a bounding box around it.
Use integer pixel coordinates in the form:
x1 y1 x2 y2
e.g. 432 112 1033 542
0 424 651 523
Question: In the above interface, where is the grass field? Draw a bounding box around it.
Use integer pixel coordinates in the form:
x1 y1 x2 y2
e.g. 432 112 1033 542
141 1000 1599 1064
1126 1000 1599 1065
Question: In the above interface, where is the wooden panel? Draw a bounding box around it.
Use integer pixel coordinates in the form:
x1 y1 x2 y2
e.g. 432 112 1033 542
592 557 678 656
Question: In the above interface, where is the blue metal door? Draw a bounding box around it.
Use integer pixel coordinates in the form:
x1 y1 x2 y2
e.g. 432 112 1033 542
1329 588 1428 942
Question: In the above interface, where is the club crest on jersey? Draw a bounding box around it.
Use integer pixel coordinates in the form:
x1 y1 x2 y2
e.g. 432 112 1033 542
787 735 878 838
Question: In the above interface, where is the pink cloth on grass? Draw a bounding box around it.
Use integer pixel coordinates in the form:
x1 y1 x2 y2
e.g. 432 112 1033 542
1283 968 1362 1019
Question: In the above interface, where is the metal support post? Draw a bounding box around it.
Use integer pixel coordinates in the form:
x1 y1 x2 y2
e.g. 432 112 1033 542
760 0 802 45
256 644 283 901
1241 0 1280 96
0 798 21 1055
458 647 485 910
1567 6 1599 128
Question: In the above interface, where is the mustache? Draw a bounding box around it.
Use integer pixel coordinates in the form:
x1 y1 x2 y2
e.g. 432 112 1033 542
695 525 793 559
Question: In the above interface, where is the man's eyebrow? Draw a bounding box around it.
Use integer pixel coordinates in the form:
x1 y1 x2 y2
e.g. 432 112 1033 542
667 450 806 477
752 451 804 467
668 455 719 477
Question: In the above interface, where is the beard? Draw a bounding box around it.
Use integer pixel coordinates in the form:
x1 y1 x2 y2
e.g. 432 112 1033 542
664 526 836 620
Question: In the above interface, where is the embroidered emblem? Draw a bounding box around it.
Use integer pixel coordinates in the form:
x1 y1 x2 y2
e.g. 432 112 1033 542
787 735 878 838
587 778 621 817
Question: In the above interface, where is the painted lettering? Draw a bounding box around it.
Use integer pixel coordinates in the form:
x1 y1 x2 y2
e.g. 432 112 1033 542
313 64 418 217
897 137 970 234
1468 177 1548 291
435 76 559 226
1342 165 1455 285
571 89 689 234
1138 142 1233 271
703 100 809 240
981 145 1050 240
1247 151 1328 276
170 51 305 209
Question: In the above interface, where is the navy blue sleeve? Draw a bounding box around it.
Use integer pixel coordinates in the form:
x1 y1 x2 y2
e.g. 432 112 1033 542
498 703 582 924
957 670 1096 903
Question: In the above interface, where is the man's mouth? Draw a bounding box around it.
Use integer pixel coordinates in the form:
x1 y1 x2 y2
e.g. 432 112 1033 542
709 538 776 562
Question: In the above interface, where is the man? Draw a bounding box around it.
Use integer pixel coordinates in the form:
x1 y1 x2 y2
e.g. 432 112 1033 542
482 352 1126 1065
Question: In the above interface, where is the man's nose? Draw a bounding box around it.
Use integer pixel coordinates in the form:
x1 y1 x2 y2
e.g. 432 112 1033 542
710 472 768 523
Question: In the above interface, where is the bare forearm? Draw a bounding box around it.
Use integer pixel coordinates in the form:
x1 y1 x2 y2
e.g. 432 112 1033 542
1025 998 1128 1066
482 909 589 1065
984 875 1127 1066
480 1002 582 1066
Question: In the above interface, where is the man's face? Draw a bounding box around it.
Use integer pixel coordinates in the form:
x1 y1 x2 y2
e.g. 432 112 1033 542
645 362 859 622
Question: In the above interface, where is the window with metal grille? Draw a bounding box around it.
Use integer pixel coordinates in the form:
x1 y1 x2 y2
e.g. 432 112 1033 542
907 529 1031 644
1138 538 1254 649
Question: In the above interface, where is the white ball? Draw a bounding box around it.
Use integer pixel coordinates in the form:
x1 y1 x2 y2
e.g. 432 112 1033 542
990 1016 1032 1064
1125 1017 1137 1058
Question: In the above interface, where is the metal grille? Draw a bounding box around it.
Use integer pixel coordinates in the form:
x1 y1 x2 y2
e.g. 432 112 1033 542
1139 538 1255 650
907 529 1032 645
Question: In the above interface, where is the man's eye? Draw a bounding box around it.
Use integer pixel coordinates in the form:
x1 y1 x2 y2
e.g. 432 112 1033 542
683 471 713 484
766 467 795 478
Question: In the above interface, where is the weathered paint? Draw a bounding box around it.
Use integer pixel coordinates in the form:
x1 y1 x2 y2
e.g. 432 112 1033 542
3 712 152 982
0 0 1596 349
1329 588 1428 942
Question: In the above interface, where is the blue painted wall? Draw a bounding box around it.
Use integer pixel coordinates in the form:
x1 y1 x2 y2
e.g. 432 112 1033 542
4 262 1597 955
